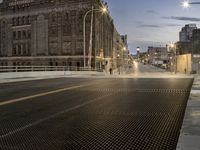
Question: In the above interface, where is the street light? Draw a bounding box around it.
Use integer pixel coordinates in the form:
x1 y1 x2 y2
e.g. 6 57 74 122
169 43 177 74
182 0 200 8
122 46 127 69
136 47 140 61
117 54 121 74
136 47 140 52
182 1 190 8
83 6 108 68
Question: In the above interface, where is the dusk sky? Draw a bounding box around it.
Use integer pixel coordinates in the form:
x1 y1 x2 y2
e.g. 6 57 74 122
106 0 200 54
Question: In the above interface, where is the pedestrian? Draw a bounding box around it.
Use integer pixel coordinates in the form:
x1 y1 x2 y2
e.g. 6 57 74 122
109 68 112 75
184 68 187 74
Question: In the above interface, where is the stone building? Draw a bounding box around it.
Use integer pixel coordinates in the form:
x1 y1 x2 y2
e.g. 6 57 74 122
0 0 125 70
147 46 168 65
112 28 127 70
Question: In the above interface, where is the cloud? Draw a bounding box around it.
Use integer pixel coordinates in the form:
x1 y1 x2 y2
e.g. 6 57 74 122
165 23 181 27
163 16 200 22
137 24 162 28
146 10 158 14
137 23 180 28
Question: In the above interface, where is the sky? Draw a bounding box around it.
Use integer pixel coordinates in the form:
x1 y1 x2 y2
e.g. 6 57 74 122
106 0 200 54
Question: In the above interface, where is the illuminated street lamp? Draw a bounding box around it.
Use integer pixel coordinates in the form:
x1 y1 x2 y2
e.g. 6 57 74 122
117 53 121 74
182 0 200 8
122 46 127 67
169 43 177 74
83 6 108 68
182 1 190 8
136 47 140 60
136 47 140 53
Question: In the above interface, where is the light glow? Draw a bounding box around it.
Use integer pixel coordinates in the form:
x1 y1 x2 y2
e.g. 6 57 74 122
170 43 175 48
182 1 190 8
101 7 108 13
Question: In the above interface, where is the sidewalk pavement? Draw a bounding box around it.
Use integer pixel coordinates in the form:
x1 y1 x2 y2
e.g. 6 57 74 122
177 75 200 150
0 71 106 84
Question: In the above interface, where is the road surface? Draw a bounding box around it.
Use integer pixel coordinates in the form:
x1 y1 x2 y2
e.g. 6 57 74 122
0 70 193 150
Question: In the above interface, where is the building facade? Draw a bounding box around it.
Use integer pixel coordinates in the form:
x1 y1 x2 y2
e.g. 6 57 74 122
179 24 197 42
147 46 168 65
191 29 200 54
175 41 191 55
0 0 126 70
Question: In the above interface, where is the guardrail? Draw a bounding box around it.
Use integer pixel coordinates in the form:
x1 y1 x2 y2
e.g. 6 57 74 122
0 66 103 73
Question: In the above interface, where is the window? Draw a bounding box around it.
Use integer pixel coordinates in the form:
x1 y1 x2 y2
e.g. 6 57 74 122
27 16 30 24
12 18 16 26
28 30 31 38
27 43 31 55
23 44 26 55
17 17 20 25
18 45 21 55
23 30 26 38
13 31 16 39
52 14 56 22
13 45 16 55
18 31 21 39
22 16 25 25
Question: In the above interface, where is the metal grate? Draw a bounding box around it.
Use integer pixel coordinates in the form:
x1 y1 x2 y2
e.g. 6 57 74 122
79 88 190 94
0 78 193 150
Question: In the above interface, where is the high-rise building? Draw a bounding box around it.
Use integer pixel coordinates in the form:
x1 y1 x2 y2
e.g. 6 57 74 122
179 24 197 42
0 0 126 70
191 29 200 54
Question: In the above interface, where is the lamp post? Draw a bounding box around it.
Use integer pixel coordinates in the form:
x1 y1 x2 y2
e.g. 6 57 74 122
170 43 177 74
117 54 121 74
83 6 107 69
122 46 127 68
136 47 140 61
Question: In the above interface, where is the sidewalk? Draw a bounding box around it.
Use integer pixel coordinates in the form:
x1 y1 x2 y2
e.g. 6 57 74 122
0 68 194 84
177 75 200 150
0 71 106 83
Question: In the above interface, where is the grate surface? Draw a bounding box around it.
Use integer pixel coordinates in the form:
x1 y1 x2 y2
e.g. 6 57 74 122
0 78 193 150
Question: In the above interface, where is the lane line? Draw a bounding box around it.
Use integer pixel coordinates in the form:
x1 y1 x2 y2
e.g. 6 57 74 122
0 93 113 138
0 84 88 107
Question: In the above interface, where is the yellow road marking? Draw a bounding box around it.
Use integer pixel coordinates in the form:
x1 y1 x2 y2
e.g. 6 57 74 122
0 85 87 106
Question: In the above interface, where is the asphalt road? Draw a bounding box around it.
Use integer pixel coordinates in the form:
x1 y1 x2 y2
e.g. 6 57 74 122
0 77 193 150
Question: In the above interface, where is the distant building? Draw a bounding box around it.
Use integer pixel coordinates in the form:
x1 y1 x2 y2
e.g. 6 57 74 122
179 24 197 42
121 35 128 48
147 46 168 65
177 28 200 55
175 41 191 55
112 28 128 70
191 29 200 54
121 34 128 63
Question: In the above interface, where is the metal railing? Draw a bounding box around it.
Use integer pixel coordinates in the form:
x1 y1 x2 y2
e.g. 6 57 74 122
0 66 103 73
